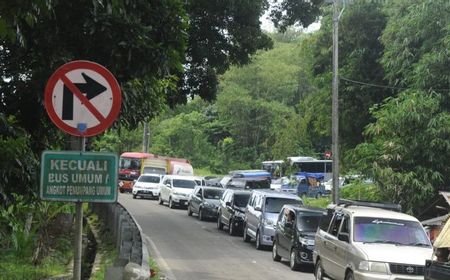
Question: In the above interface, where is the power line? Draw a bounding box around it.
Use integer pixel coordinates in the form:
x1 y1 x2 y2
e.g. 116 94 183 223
340 77 450 92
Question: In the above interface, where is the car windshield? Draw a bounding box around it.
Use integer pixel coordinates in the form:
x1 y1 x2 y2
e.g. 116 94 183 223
119 157 141 171
172 179 196 189
265 198 302 213
234 193 250 207
296 213 322 232
354 217 431 246
138 175 160 183
203 189 224 199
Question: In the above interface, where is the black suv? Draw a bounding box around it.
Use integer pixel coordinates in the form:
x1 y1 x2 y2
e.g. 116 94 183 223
217 188 251 235
272 204 325 271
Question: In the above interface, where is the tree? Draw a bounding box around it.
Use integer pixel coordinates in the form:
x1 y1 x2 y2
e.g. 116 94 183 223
177 0 273 103
350 90 450 215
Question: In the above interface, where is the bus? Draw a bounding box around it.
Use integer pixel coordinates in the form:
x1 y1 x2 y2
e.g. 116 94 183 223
287 156 332 181
261 160 284 178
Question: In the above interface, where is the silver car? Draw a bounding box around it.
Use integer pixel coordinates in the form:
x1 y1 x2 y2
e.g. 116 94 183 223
314 202 433 280
243 190 303 250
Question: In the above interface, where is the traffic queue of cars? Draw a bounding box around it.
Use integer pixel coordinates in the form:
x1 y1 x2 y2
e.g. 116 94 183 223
131 171 438 279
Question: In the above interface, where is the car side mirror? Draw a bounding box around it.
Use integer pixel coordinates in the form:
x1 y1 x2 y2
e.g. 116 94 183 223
166 183 171 188
425 259 432 267
338 233 350 243
254 206 262 211
225 201 231 207
196 192 202 198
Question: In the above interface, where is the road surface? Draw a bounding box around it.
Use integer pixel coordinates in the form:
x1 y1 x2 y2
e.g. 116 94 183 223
119 193 316 280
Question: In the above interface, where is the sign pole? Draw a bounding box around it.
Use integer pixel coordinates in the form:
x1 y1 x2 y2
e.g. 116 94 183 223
73 136 86 280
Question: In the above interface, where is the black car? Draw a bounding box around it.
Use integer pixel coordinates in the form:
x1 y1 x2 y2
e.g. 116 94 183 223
217 188 251 235
272 204 325 271
187 186 224 221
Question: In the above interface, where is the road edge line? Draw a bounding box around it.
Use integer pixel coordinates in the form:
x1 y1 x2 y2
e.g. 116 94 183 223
143 234 177 280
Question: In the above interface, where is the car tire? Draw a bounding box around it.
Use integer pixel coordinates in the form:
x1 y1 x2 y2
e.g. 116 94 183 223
290 249 301 271
169 197 175 209
272 241 281 262
198 208 204 221
255 231 263 250
217 214 224 230
345 271 354 280
243 224 251 243
315 259 324 280
187 205 193 216
229 219 237 236
132 194 137 199
158 195 163 205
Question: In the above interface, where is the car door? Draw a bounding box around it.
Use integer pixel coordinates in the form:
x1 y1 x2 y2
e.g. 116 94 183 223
321 212 344 279
190 187 202 214
281 209 296 257
160 177 171 202
333 214 351 279
276 208 289 258
222 191 233 225
218 190 230 223
247 194 262 238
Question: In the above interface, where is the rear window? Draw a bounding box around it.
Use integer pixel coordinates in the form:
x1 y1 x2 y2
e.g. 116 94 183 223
353 217 431 246
244 179 270 189
173 179 196 189
138 175 160 183
265 198 302 213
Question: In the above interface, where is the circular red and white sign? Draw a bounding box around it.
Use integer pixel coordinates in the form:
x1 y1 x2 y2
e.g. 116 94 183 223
44 60 121 137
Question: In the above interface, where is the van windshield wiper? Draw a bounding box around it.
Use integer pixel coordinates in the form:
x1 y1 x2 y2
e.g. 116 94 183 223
408 242 431 247
363 240 403 245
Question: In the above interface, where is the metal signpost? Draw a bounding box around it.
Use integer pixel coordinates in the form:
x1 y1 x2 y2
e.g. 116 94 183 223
43 60 121 280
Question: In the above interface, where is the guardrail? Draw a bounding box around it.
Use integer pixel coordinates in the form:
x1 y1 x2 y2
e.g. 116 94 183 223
89 202 150 280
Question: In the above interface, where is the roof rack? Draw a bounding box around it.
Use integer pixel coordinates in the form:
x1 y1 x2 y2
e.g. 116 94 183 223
338 199 401 212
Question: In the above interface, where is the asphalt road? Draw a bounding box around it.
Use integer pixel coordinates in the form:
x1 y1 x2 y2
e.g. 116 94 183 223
119 193 316 280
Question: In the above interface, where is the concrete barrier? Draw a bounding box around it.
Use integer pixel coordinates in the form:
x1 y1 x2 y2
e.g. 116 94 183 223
89 202 150 280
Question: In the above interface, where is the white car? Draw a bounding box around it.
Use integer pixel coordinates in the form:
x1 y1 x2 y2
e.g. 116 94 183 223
158 175 198 208
132 173 162 199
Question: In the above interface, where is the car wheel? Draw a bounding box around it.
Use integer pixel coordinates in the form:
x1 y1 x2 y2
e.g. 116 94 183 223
315 259 324 280
290 249 301 271
158 195 163 205
187 205 193 216
169 197 175 209
119 189 124 193
345 271 354 280
255 231 263 250
132 194 137 199
272 241 281 262
198 208 204 221
217 213 224 230
243 224 251 243
229 219 237 236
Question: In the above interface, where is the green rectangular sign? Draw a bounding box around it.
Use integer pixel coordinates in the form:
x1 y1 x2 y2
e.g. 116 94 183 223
40 151 118 202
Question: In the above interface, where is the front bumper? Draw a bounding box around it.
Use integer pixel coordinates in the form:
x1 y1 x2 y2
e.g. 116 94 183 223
260 226 276 246
133 188 160 198
294 245 315 264
172 195 189 206
201 206 219 218
354 270 425 280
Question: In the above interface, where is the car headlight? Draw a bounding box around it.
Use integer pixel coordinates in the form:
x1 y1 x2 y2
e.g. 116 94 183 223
263 219 274 227
358 261 388 274
299 237 315 246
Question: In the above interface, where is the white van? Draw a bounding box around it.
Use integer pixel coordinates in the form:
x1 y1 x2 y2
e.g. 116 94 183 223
158 175 197 208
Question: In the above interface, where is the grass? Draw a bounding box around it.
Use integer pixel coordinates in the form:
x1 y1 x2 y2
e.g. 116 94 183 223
149 258 161 280
303 196 331 208
0 235 73 280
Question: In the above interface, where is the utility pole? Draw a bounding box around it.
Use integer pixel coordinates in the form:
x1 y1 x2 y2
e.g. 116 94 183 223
142 122 149 153
331 0 346 204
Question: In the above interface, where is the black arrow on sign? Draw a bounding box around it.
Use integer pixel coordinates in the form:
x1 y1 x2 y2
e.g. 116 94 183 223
62 73 107 120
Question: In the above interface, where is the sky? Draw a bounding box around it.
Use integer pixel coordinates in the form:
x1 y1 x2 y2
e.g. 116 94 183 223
260 8 321 33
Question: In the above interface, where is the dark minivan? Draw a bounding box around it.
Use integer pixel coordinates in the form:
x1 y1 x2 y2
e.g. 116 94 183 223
217 188 251 235
272 204 325 271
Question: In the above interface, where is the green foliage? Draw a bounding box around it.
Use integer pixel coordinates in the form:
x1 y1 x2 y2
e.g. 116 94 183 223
340 183 384 203
270 0 323 32
302 197 330 209
351 91 450 214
